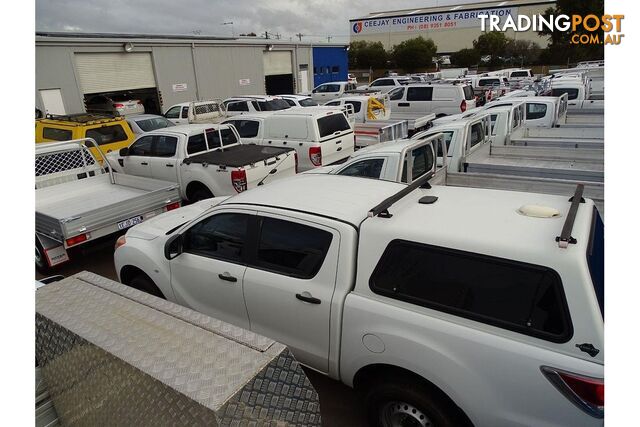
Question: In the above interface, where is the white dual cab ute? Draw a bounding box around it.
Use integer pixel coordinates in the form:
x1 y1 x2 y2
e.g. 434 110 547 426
223 95 292 116
109 124 297 203
306 81 358 103
35 139 181 272
115 172 604 427
221 108 354 171
164 100 227 125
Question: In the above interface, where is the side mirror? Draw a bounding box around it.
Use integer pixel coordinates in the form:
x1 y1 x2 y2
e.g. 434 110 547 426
119 147 129 156
164 234 183 260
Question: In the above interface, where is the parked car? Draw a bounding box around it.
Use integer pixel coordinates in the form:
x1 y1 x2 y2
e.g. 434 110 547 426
222 107 354 171
223 96 291 116
164 100 227 125
386 82 477 117
307 81 358 102
35 113 136 159
115 173 604 427
360 76 412 93
126 114 176 134
85 94 145 116
108 123 297 202
277 94 319 107
348 73 358 85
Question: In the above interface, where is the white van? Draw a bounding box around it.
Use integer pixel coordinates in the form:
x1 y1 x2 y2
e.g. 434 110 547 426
387 83 477 117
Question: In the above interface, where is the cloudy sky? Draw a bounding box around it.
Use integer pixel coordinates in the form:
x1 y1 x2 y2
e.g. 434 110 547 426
36 0 489 43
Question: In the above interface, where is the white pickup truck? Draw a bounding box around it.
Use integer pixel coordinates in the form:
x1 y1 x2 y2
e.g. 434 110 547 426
550 80 603 113
109 124 297 203
115 173 604 427
36 139 181 273
164 100 227 125
221 107 354 171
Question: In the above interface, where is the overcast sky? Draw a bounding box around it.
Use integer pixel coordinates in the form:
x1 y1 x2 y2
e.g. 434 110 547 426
36 0 491 43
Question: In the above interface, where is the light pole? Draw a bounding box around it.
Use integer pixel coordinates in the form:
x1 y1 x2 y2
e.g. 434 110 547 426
222 21 235 37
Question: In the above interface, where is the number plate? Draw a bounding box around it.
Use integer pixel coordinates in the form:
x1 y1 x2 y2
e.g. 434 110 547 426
117 215 144 230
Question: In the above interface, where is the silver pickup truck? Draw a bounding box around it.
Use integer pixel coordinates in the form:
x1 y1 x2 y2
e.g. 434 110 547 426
35 139 181 272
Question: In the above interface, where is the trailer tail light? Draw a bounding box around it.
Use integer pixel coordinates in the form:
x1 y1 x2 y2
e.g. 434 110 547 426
66 233 89 247
460 100 467 113
231 169 248 193
165 201 181 211
294 152 299 173
114 103 124 109
541 366 604 418
309 146 322 167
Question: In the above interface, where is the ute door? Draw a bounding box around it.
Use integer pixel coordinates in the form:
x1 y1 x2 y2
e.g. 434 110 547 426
120 135 153 177
242 214 340 373
148 135 180 182
170 210 255 329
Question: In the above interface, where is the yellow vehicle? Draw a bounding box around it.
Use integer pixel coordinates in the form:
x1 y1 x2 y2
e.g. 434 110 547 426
36 113 135 160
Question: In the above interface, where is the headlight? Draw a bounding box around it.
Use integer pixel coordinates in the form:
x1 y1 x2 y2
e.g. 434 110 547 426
115 235 127 251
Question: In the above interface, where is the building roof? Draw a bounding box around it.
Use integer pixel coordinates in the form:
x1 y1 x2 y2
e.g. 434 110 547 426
351 0 556 21
35 32 347 48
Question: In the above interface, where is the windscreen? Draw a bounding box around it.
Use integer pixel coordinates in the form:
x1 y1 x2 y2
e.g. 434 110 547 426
317 113 351 138
258 99 291 111
137 117 175 132
551 88 579 100
299 98 318 107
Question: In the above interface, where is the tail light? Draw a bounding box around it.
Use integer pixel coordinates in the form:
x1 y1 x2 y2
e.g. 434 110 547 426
115 235 127 251
165 201 181 211
541 366 604 418
309 146 322 167
460 100 467 113
66 233 89 247
114 103 124 109
231 169 248 193
294 152 299 173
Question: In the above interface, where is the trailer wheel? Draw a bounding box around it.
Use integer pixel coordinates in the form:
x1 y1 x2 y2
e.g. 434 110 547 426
129 274 166 299
35 239 50 274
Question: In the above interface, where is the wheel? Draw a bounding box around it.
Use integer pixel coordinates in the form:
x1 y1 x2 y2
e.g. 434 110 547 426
364 377 461 427
128 274 165 299
35 239 51 274
189 187 213 203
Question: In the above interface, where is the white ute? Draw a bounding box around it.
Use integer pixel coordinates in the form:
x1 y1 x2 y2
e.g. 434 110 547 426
109 124 297 203
115 173 604 427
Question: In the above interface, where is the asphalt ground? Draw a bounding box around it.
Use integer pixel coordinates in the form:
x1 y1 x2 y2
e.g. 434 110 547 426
36 236 368 426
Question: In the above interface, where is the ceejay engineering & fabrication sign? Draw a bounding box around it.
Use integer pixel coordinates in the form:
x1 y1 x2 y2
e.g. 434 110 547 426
350 7 517 34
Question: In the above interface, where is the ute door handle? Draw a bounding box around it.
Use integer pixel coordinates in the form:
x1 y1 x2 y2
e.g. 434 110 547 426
218 272 237 283
165 164 174 167
141 162 149 165
398 102 410 107
296 292 321 304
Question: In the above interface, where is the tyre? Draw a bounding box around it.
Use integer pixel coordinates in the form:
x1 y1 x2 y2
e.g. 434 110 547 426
129 274 165 299
189 187 214 203
364 377 462 427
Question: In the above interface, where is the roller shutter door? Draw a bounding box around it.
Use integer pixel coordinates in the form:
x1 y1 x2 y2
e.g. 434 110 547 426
75 53 156 94
263 51 292 76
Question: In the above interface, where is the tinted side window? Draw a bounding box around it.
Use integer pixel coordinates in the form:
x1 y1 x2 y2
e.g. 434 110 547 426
526 103 547 120
463 85 475 100
345 101 362 113
370 241 572 342
227 120 259 138
43 127 72 141
209 128 238 147
409 144 434 181
85 125 127 146
255 217 333 279
587 208 604 318
181 106 189 118
551 88 579 100
338 158 384 178
407 87 433 101
153 135 178 157
227 102 249 112
389 88 404 100
372 79 393 87
128 136 154 156
187 133 207 154
184 213 249 263
469 122 484 148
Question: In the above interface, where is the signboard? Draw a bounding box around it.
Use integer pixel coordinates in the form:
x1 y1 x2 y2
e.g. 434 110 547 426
350 7 517 34
172 83 187 92
239 78 251 86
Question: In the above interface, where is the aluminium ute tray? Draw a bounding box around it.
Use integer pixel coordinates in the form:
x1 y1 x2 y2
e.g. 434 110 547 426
185 144 293 168
35 271 321 426
35 173 180 240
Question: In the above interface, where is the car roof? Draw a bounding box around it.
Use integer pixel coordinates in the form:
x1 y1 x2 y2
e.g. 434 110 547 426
127 114 167 122
225 95 283 102
222 174 406 227
352 138 424 156
145 123 229 136
277 94 312 100
318 81 349 85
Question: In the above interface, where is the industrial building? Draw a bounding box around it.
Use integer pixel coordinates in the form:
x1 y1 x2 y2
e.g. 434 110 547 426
35 32 347 116
349 0 556 53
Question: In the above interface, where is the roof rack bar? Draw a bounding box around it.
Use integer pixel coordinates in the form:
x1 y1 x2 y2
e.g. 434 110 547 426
555 184 585 248
368 172 432 218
